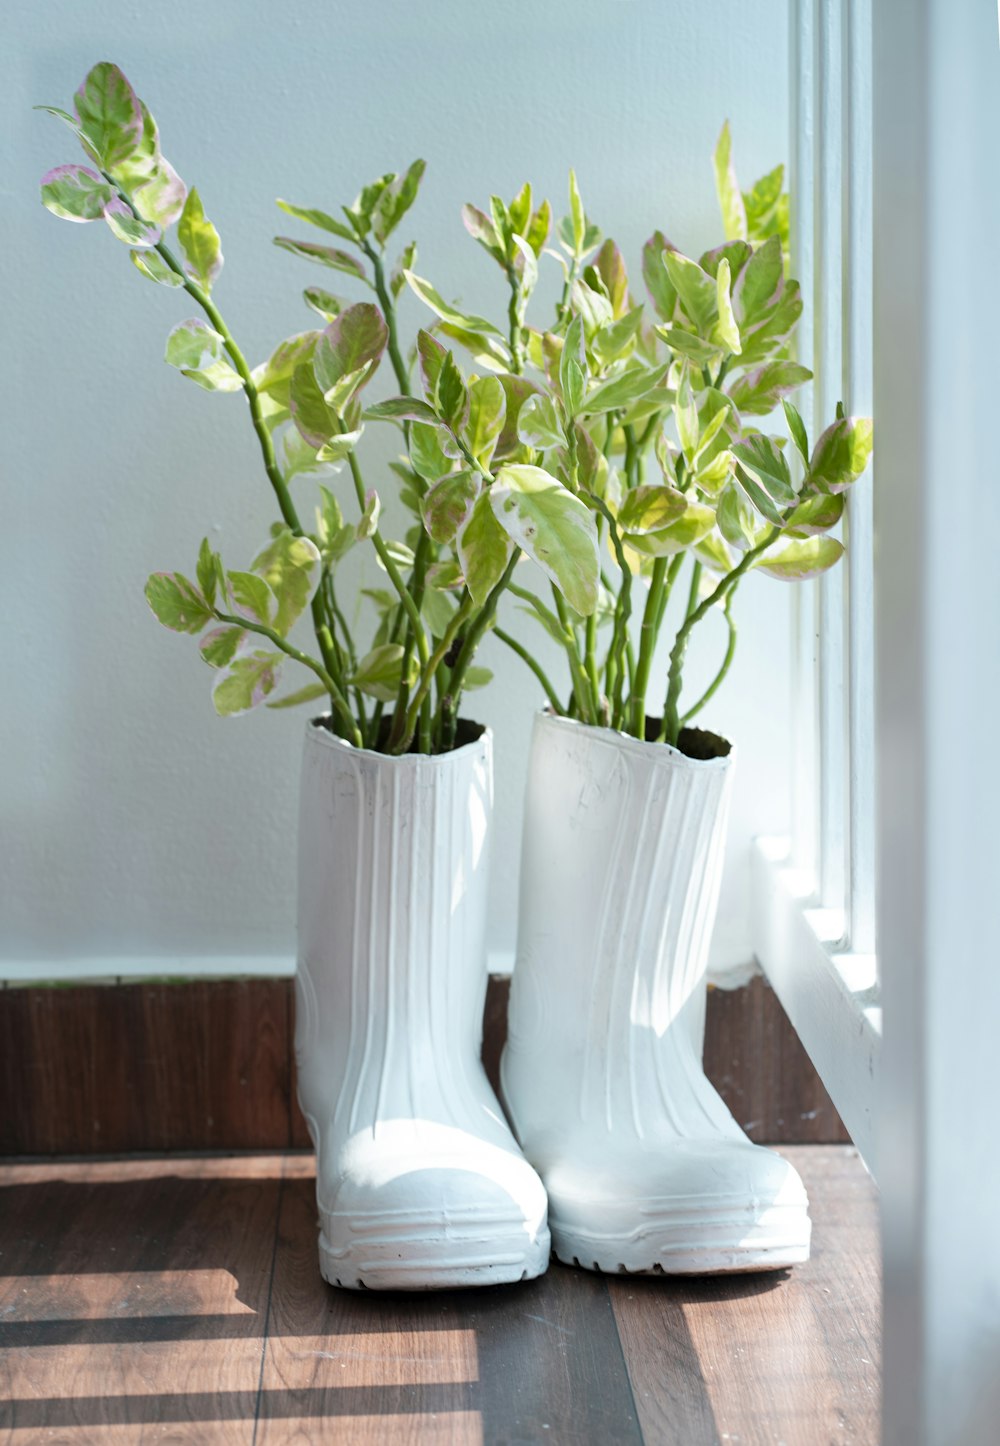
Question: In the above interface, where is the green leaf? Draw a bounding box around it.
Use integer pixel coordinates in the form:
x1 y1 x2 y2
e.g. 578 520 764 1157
390 241 417 299
675 372 699 462
404 271 505 339
490 464 599 615
73 62 143 172
165 320 243 392
316 485 357 564
103 197 160 248
131 248 183 287
594 238 629 317
559 315 586 414
731 434 796 505
495 375 543 461
517 393 564 451
349 643 418 702
695 530 734 574
623 501 716 557
617 484 687 535
436 351 469 430
458 491 514 605
366 395 438 425
662 251 717 336
417 329 447 401
274 236 367 280
199 624 245 669
734 463 785 526
783 491 845 537
461 665 493 691
755 536 846 580
783 399 810 466
252 332 320 397
642 232 678 322
313 302 387 399
227 570 274 626
344 172 394 239
409 420 452 481
275 199 356 242
289 362 337 447
358 489 381 539
584 362 671 416
212 648 283 716
806 417 874 493
266 681 329 709
713 120 749 241
372 158 426 245
657 327 721 366
40 164 112 221
592 307 645 368
303 287 344 322
717 480 758 550
251 529 320 636
525 200 551 257
422 470 479 544
712 258 741 353
465 375 506 465
733 235 784 329
196 537 219 608
568 169 586 254
462 203 504 263
727 361 812 417
144 572 213 634
177 187 223 291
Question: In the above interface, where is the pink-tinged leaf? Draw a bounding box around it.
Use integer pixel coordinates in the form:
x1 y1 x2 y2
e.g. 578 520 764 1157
594 238 629 318
103 196 161 249
40 164 112 222
199 625 245 669
314 303 387 394
211 647 284 716
133 158 187 229
421 470 480 544
73 62 143 172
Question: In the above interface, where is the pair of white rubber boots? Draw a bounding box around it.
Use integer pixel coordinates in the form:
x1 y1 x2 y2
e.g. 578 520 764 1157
295 712 811 1291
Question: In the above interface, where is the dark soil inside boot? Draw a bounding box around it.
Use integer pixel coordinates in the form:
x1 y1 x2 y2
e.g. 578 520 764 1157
313 715 485 755
642 717 732 760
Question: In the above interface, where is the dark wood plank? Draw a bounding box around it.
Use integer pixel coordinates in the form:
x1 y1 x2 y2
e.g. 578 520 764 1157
704 977 850 1144
609 1145 879 1446
258 1165 641 1445
0 1155 285 1443
0 980 289 1155
0 973 846 1156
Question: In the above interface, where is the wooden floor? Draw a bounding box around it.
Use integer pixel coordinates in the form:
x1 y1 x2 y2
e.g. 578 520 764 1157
0 1146 879 1445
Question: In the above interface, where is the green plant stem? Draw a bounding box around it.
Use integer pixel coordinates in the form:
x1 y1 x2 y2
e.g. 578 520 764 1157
493 628 564 713
631 555 667 739
505 265 524 374
586 495 631 729
551 586 594 724
362 241 410 392
685 559 703 619
448 551 520 701
343 440 429 674
658 527 779 746
104 174 346 701
394 594 476 754
215 610 361 745
680 586 738 727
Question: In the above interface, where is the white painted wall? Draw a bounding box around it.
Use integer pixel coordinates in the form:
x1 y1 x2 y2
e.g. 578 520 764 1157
1 0 789 980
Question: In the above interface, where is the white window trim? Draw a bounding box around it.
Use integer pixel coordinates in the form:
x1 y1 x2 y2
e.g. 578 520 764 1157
752 0 881 1168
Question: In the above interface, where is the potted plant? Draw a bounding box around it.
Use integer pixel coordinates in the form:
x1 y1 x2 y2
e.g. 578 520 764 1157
489 130 873 1274
36 61 611 1289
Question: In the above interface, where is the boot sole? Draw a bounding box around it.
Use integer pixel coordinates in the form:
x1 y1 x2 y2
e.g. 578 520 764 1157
550 1205 811 1276
318 1225 552 1291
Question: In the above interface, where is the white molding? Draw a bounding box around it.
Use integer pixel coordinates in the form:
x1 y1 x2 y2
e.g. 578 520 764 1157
0 951 519 987
752 837 880 1170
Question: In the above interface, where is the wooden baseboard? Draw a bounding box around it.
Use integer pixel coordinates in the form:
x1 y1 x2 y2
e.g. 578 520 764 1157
0 974 847 1156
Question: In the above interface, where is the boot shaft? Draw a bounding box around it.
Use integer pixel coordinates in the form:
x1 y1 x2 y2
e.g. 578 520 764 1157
506 712 735 1135
296 720 493 1129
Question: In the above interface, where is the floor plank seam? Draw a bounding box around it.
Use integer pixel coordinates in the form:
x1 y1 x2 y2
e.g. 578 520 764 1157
605 1276 646 1445
251 1161 287 1444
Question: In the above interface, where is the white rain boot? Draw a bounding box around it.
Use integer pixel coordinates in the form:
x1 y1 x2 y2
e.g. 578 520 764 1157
501 712 810 1275
296 718 550 1290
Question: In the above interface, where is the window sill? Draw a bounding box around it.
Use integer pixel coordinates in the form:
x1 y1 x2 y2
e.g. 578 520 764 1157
752 836 882 1171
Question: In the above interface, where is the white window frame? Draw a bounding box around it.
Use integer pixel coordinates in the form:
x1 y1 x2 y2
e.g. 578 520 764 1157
751 0 880 1170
